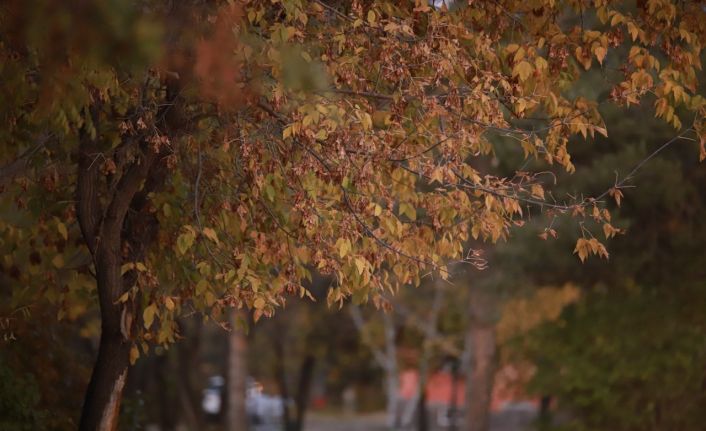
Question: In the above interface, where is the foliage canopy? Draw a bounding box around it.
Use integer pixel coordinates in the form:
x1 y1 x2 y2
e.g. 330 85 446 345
0 0 705 428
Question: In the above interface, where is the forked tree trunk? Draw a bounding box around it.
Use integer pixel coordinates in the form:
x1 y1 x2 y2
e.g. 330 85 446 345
226 309 249 431
77 118 162 429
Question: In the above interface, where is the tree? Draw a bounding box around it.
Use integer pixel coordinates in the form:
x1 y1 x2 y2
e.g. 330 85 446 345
1 1 705 430
507 99 706 430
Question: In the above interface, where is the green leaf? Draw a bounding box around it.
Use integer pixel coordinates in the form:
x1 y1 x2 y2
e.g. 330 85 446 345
265 184 276 202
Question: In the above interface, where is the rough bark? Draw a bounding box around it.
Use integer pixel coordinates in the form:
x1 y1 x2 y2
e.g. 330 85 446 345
176 317 204 430
226 309 249 431
79 225 135 431
79 329 130 431
77 123 161 430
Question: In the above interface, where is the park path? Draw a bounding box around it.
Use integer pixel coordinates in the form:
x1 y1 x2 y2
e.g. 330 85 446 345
302 406 536 431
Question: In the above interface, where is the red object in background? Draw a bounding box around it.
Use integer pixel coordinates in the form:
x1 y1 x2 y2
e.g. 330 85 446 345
311 395 327 410
399 370 465 407
398 366 539 412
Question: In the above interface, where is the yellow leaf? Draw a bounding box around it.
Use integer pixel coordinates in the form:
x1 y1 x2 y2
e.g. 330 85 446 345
505 43 520 54
118 291 130 303
399 202 416 220
283 125 293 139
354 257 368 275
530 184 545 200
254 297 266 309
165 297 175 311
205 291 216 306
196 279 209 295
360 112 373 130
627 22 639 41
367 10 376 25
512 61 534 82
121 263 135 275
372 110 392 129
610 12 623 27
314 129 328 140
534 56 548 71
337 238 351 258
143 304 157 330
52 254 64 269
129 346 139 365
57 222 68 241
593 46 607 65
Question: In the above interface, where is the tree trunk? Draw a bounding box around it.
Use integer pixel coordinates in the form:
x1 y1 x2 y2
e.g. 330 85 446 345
465 324 496 431
79 329 130 431
77 114 162 429
275 337 292 431
293 355 316 431
463 269 499 431
383 312 400 429
538 395 552 427
79 240 132 431
226 309 248 431
449 358 460 431
176 317 203 430
417 389 428 431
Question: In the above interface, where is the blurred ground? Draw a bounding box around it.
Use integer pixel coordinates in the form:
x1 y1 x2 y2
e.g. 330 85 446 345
300 405 536 431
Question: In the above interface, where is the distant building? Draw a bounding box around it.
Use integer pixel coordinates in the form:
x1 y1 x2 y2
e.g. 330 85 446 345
397 365 538 428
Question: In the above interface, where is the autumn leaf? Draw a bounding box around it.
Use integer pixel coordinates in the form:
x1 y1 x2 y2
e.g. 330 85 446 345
609 187 623 207
164 297 175 311
202 227 219 244
513 61 534 81
129 346 140 365
143 304 157 330
574 238 589 262
593 46 607 65
253 297 266 309
176 230 195 255
57 221 68 241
